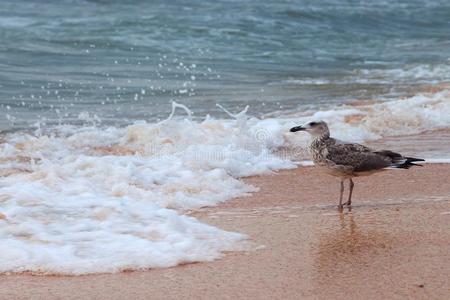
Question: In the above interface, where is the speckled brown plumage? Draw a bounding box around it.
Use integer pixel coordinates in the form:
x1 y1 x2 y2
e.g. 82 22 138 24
290 121 424 209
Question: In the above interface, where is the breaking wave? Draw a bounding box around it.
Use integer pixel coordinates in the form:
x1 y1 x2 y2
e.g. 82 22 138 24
0 88 449 275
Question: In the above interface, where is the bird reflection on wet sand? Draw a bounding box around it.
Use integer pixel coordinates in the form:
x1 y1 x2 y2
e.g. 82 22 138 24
313 211 393 291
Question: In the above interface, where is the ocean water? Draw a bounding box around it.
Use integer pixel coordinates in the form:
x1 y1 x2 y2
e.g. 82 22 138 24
1 0 450 129
1 0 450 274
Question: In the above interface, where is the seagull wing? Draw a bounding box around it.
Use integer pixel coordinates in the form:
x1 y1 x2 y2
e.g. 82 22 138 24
325 142 392 172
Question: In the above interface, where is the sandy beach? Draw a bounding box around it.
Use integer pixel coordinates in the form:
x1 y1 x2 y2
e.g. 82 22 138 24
2 0 450 299
1 163 450 300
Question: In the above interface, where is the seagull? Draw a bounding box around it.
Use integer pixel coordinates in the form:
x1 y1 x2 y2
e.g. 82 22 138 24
290 121 424 209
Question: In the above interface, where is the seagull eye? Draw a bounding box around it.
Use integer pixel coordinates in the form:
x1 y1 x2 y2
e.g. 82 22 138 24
309 122 317 126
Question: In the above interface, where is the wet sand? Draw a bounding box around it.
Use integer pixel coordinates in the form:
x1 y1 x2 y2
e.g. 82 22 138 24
1 164 450 300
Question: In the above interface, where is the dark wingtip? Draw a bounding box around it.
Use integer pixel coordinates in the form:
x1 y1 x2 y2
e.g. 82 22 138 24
394 158 425 169
407 157 425 162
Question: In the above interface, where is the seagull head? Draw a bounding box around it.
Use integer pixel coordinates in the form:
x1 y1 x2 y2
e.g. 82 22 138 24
290 121 329 137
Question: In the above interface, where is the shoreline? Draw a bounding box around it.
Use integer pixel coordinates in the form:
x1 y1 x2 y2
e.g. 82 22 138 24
2 164 450 299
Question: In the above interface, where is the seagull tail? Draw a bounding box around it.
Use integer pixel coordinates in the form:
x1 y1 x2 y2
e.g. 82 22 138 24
394 157 425 169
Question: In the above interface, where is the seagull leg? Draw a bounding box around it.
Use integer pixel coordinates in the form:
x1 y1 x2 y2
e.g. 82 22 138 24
343 178 354 206
348 178 354 206
338 180 344 209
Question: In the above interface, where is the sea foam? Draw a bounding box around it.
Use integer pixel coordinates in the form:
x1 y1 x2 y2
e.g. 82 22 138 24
284 89 450 144
0 89 449 275
0 104 294 275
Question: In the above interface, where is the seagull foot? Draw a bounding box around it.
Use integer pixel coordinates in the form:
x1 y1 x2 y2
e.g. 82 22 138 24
342 201 352 206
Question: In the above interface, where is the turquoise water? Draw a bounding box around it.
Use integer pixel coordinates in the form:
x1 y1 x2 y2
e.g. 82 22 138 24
1 0 449 130
0 1 450 276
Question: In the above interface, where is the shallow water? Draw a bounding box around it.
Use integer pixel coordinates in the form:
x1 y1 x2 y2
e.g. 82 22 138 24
1 0 450 275
1 0 450 129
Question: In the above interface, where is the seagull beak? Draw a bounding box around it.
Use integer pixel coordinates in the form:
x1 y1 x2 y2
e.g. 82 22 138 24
290 125 306 132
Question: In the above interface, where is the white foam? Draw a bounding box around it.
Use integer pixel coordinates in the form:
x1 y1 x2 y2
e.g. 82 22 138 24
277 64 450 85
422 159 450 164
1 88 449 275
284 89 450 145
0 105 295 275
296 160 314 166
357 64 450 83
